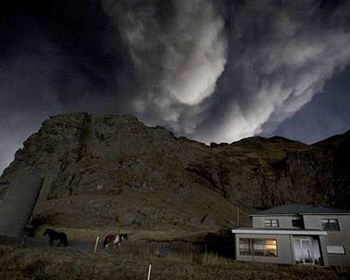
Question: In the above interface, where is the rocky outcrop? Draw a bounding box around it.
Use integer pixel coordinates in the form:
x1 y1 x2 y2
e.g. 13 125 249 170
0 113 349 230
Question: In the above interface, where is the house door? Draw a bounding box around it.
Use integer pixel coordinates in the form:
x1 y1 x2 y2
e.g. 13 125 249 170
300 239 314 264
293 238 318 265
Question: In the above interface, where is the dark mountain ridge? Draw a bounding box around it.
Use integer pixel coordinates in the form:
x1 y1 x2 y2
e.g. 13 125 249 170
0 113 349 230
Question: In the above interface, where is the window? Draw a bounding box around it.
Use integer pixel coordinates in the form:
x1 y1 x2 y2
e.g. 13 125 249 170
239 238 252 255
239 238 278 257
327 246 345 255
264 219 279 227
292 219 304 228
321 219 340 231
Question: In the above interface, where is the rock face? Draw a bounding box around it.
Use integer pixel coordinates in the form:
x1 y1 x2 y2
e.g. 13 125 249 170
0 113 349 230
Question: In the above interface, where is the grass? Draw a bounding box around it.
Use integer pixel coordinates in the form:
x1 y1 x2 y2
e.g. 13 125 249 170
1 244 349 280
34 226 223 242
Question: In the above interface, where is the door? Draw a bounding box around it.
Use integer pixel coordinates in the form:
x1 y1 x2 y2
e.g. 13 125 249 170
293 238 317 265
300 239 314 264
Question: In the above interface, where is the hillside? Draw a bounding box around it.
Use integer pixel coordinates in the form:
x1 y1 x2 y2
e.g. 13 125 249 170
0 113 349 231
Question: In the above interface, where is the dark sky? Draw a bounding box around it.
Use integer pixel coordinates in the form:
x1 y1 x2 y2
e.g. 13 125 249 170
1 0 350 173
266 65 350 143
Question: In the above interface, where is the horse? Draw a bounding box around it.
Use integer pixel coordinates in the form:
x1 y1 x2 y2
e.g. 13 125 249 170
103 233 128 249
43 228 68 247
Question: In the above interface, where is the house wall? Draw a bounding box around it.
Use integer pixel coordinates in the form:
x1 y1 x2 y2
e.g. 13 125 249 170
303 215 350 265
319 235 329 266
252 215 301 229
235 233 294 264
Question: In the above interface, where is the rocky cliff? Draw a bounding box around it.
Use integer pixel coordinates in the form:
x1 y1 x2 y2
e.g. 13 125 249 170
0 113 349 230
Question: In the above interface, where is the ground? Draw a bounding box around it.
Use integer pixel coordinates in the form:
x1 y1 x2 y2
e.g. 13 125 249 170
1 233 350 280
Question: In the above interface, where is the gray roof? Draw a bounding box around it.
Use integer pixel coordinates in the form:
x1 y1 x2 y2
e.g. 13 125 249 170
233 228 325 232
252 204 350 216
231 228 328 236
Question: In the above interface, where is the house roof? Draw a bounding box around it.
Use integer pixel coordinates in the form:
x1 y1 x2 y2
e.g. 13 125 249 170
251 204 350 216
231 228 327 236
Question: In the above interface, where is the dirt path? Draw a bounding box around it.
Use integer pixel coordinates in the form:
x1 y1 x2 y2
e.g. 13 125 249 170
24 237 99 254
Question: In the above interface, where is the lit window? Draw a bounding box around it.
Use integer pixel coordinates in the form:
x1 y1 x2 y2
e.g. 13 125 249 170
239 238 278 257
321 219 340 231
265 219 279 227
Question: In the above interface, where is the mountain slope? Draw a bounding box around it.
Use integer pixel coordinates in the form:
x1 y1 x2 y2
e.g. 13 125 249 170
0 113 349 230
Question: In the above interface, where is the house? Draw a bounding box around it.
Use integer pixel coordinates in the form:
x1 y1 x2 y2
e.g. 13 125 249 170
231 204 350 266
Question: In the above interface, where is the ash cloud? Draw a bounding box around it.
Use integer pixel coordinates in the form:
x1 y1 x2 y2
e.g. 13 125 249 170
1 0 350 174
188 0 350 142
102 0 227 134
101 0 350 143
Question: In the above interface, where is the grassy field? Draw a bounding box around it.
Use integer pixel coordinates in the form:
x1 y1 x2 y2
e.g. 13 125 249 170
34 226 223 242
1 244 350 280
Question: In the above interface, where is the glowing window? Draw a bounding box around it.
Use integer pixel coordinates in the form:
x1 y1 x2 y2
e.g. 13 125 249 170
239 238 278 257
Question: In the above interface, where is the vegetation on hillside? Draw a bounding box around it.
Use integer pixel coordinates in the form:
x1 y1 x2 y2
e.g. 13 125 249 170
1 245 349 280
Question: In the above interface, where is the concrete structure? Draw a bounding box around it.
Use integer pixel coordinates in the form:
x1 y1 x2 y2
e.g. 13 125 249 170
232 204 350 266
0 171 43 240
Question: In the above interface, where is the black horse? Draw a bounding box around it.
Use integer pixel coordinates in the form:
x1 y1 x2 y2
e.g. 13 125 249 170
43 228 68 247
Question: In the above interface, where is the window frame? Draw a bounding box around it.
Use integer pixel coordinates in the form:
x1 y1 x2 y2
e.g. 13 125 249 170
239 238 252 256
321 219 340 231
239 238 278 257
326 245 346 255
264 219 280 228
292 218 304 228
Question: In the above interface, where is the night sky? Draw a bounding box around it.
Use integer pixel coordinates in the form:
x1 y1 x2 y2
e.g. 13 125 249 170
1 0 350 173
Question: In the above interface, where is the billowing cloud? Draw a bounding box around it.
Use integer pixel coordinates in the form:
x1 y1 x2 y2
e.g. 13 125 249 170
186 0 350 142
102 0 227 134
1 0 350 174
100 0 350 143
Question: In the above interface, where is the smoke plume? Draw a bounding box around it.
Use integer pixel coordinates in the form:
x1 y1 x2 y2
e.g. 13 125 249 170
102 0 227 134
199 0 350 143
103 0 350 142
1 0 350 174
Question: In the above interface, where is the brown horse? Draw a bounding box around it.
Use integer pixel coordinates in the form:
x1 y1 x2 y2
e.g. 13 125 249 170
103 234 128 249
